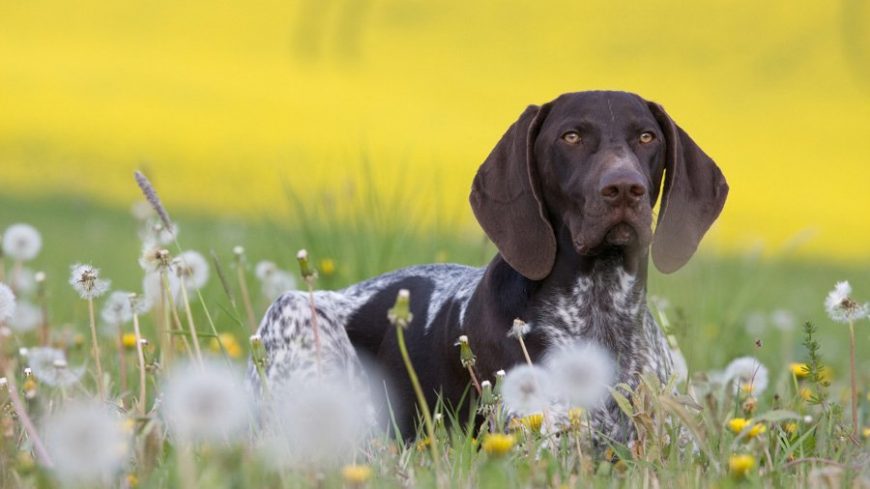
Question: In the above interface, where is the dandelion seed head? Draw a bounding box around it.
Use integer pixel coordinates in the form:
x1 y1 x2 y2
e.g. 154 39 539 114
255 261 277 281
12 267 37 295
296 249 308 261
261 270 297 301
2 224 42 262
142 271 180 311
824 281 868 323
173 250 209 291
69 264 110 300
27 347 85 387
507 318 531 339
0 283 15 324
501 364 553 415
139 245 172 272
130 200 154 221
101 291 134 327
161 360 252 443
34 271 46 283
771 309 796 332
259 378 368 469
545 340 615 409
10 300 42 333
43 401 128 484
232 245 244 257
723 356 769 396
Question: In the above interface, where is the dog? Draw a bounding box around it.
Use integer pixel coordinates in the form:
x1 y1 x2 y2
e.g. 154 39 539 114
251 90 728 442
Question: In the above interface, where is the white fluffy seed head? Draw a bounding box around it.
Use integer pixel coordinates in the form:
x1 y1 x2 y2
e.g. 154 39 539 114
161 359 252 444
27 347 85 387
824 281 869 324
10 300 42 333
173 250 209 291
101 291 134 326
255 261 277 281
2 224 42 262
69 264 111 300
261 270 297 301
142 271 180 311
501 364 553 416
11 267 37 295
723 356 769 396
545 340 616 409
43 400 129 484
0 283 15 324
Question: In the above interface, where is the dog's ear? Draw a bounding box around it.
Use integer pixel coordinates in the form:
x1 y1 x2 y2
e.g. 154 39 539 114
470 104 556 280
646 102 729 274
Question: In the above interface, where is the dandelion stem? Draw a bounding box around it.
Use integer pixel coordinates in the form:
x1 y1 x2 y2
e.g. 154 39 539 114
517 336 533 367
396 325 442 476
117 328 128 403
131 307 148 416
235 263 257 332
848 320 859 439
466 366 482 395
87 297 106 402
179 281 203 366
2 363 53 468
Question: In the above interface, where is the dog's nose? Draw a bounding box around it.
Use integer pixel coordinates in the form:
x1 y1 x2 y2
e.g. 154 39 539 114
599 171 647 206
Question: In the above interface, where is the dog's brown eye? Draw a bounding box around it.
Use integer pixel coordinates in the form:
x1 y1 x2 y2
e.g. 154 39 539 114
562 131 581 144
639 132 655 144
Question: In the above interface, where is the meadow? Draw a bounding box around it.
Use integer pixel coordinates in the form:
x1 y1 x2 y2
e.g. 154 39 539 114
0 178 867 488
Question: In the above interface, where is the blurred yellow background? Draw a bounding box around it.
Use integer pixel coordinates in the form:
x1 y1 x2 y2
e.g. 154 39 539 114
2 0 869 260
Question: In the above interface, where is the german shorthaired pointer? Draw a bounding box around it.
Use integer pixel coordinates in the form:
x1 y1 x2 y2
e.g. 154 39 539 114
252 90 728 442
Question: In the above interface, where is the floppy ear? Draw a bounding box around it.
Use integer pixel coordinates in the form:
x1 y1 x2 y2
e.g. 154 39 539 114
647 102 729 274
469 104 556 280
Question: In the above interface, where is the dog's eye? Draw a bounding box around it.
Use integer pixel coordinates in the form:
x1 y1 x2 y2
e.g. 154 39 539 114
561 131 581 144
639 132 656 144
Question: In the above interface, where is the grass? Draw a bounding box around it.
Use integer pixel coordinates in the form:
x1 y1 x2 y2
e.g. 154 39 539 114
0 188 868 488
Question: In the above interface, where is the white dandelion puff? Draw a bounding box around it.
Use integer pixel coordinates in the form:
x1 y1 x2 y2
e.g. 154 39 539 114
161 360 252 443
43 401 128 484
138 220 178 246
143 271 180 310
2 223 42 262
501 364 553 415
101 291 134 327
670 348 689 384
545 341 616 409
11 267 37 295
173 251 209 291
138 244 172 272
27 347 85 387
0 283 15 324
259 378 368 469
69 264 110 300
824 281 868 323
723 356 769 396
255 261 277 281
10 300 42 333
507 318 531 339
771 309 796 332
262 270 297 301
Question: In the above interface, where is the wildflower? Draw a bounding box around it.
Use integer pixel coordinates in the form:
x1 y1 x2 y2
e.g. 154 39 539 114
2 224 42 261
501 364 553 415
161 360 252 443
728 418 765 438
27 347 85 387
255 261 277 281
415 437 432 452
142 270 180 309
139 245 172 272
42 401 128 483
481 433 516 457
728 454 755 477
863 427 870 439
319 258 336 276
10 300 42 333
69 264 110 300
568 407 584 429
11 267 37 295
507 318 530 338
545 340 615 409
799 387 813 401
789 362 809 379
824 281 868 323
723 356 769 396
0 283 16 324
122 333 138 349
341 464 373 485
210 333 242 359
727 418 750 433
173 250 209 291
785 422 798 435
259 379 368 468
520 412 544 432
256 261 297 301
101 291 134 327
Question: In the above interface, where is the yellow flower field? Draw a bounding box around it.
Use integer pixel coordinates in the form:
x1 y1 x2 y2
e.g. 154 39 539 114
2 0 869 259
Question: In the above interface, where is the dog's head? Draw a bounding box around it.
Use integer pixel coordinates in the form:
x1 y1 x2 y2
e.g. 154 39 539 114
470 91 728 279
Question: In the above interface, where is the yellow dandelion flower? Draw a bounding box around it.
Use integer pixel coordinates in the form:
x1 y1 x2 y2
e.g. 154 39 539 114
341 464 372 485
122 333 138 350
521 413 544 432
818 366 833 384
728 418 750 433
789 363 809 378
319 258 336 276
568 407 584 428
863 427 870 439
784 422 798 435
729 454 755 477
210 333 242 359
127 474 139 487
22 377 37 395
415 437 431 452
799 387 814 401
747 424 766 438
482 433 516 457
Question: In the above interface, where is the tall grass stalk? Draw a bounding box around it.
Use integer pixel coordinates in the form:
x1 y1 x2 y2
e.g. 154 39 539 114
848 319 858 439
86 296 107 402
178 280 204 365
131 296 148 416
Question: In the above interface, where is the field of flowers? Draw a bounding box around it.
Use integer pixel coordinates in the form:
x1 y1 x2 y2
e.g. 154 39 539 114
0 173 867 489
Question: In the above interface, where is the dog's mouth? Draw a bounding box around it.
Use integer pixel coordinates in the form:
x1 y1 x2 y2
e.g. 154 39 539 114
570 209 653 256
604 222 637 246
